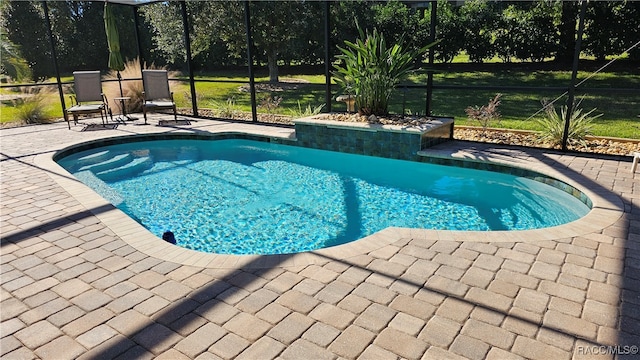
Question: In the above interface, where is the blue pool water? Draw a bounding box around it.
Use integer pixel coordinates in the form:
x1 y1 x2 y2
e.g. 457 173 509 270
57 139 590 255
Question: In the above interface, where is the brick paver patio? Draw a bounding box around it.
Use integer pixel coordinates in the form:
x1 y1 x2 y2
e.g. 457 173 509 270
1 114 638 359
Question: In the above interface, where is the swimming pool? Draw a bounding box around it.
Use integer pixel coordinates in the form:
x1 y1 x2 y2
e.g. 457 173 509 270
57 138 590 255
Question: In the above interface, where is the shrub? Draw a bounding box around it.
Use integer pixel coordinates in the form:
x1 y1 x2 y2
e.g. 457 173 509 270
536 98 602 148
465 93 502 133
333 24 437 116
257 94 282 114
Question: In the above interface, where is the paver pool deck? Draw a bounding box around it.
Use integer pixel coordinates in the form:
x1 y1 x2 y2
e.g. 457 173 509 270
1 114 639 359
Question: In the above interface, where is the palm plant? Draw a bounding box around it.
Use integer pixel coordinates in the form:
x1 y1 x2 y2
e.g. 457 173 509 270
1 29 31 82
536 98 602 148
333 25 438 116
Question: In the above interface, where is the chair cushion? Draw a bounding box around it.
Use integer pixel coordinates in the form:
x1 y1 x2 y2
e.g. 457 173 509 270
67 104 104 113
144 101 175 108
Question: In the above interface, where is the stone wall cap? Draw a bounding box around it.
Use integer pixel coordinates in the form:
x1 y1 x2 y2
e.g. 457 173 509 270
294 115 453 134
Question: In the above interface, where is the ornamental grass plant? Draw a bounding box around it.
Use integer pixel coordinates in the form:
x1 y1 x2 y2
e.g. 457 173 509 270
13 85 55 124
103 58 144 113
209 97 241 119
103 58 180 114
288 100 325 118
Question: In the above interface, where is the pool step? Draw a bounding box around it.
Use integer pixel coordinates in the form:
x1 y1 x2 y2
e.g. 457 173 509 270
75 150 112 167
73 170 124 206
96 156 152 182
78 153 133 173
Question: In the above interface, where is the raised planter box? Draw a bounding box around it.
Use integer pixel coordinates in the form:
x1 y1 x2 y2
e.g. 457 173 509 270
294 114 454 161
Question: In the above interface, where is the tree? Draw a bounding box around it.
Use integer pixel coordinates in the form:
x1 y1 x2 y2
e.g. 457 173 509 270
204 1 325 72
142 1 318 82
494 4 527 62
526 1 559 62
249 1 313 82
372 1 425 49
427 0 465 63
140 2 187 68
584 1 640 61
460 0 498 63
0 31 31 81
618 1 640 61
280 2 324 66
140 2 239 70
555 1 577 64
4 0 637 80
46 1 110 72
3 1 142 79
494 2 558 63
331 0 376 54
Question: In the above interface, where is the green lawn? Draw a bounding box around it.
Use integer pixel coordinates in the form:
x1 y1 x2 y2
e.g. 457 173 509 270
1 84 66 125
411 69 639 138
2 69 638 139
185 74 328 116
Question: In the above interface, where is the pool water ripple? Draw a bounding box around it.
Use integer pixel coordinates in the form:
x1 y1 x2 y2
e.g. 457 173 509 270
58 139 590 255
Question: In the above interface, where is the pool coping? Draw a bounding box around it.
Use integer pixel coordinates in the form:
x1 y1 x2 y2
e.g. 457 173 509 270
35 131 625 269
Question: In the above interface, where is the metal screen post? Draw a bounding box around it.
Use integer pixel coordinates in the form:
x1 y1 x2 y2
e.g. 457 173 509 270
244 1 258 122
426 0 437 117
324 1 332 113
181 1 198 117
42 1 67 128
133 6 144 73
562 0 587 151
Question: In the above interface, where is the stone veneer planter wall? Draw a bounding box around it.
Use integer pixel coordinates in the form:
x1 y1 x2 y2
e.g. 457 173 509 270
293 115 454 161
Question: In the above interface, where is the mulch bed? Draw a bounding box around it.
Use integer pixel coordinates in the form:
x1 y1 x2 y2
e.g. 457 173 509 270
454 127 639 157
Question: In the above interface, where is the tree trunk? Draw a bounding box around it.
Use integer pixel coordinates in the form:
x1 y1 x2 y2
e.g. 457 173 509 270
556 1 577 65
267 48 279 83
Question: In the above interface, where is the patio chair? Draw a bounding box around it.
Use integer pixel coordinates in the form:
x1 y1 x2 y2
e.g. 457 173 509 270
65 71 112 129
142 70 177 124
